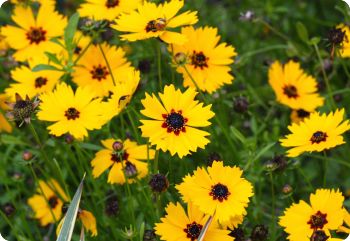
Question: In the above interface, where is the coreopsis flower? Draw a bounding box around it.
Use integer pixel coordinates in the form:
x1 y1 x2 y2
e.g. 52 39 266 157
279 189 345 241
170 26 237 93
331 24 349 58
0 94 12 133
6 93 40 125
101 69 140 121
113 0 198 44
91 138 155 184
280 109 350 157
5 64 61 100
64 31 92 62
290 109 312 124
2 4 66 62
268 60 324 111
78 0 141 21
139 85 215 158
27 179 68 226
176 161 253 224
57 209 97 237
37 83 106 139
72 43 134 97
155 202 232 241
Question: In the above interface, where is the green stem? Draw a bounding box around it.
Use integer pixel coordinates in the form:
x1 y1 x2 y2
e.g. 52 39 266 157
322 151 328 187
255 18 290 42
74 40 93 65
153 150 160 174
157 41 163 89
127 109 141 143
99 43 116 86
269 172 276 240
313 43 337 109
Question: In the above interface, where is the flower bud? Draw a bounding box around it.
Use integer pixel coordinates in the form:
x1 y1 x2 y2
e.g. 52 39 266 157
149 173 169 193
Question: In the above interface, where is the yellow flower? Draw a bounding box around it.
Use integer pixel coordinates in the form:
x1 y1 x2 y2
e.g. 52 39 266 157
91 138 155 184
63 31 92 62
72 43 133 97
2 4 66 62
155 202 232 241
27 179 68 226
170 26 237 93
279 189 345 241
79 0 141 21
268 60 324 111
280 109 350 157
0 94 12 133
176 161 253 224
337 24 350 58
5 64 61 101
37 83 106 139
101 70 140 121
139 84 214 158
113 0 198 44
57 209 97 237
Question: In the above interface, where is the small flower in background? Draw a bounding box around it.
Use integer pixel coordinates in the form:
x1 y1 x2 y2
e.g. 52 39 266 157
57 209 97 237
268 60 324 111
280 109 350 157
279 189 345 241
330 24 349 58
155 202 232 241
27 179 68 226
176 161 253 224
72 43 134 97
37 83 106 139
1 4 66 62
140 84 215 158
290 109 311 124
78 0 141 21
170 26 237 93
6 93 39 125
113 0 198 44
0 94 12 133
91 138 155 184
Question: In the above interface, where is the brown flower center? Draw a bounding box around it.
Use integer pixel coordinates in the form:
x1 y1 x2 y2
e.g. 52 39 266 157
145 18 166 32
191 51 209 69
48 196 58 208
35 77 48 88
283 85 298 98
297 109 310 118
65 107 80 120
26 27 47 44
209 183 230 202
111 151 129 163
106 0 119 8
184 222 203 241
91 65 109 81
310 131 328 144
307 211 328 230
162 109 188 135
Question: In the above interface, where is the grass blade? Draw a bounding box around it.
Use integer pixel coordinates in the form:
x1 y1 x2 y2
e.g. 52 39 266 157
197 215 213 241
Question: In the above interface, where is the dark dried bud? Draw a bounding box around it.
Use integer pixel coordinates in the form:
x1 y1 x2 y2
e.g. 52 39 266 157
282 184 293 194
61 203 69 215
3 203 15 217
174 52 187 65
265 155 287 172
138 59 152 74
65 134 74 144
143 229 156 241
228 227 245 241
6 93 39 125
124 161 138 178
105 194 119 216
327 27 346 45
207 152 221 166
149 173 169 193
251 225 268 241
22 150 33 161
233 96 249 113
112 141 123 151
333 94 343 103
310 230 329 241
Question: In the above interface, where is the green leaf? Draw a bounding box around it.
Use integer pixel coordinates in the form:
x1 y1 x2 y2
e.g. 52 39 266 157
64 13 80 51
56 174 85 241
44 52 62 66
230 126 246 144
32 64 62 72
296 21 309 43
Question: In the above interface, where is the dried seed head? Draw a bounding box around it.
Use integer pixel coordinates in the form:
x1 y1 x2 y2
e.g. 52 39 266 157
233 96 249 113
3 203 15 217
265 155 287 172
228 227 245 241
207 152 222 167
105 193 119 216
149 173 169 193
251 225 268 241
6 93 39 125
143 230 156 241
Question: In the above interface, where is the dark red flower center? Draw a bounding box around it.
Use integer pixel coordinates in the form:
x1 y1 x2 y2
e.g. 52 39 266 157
35 77 48 88
191 51 209 69
26 27 47 44
65 107 80 120
48 196 58 208
74 46 82 55
297 109 310 118
145 18 166 32
307 211 328 230
310 131 328 144
184 222 203 241
106 0 119 8
209 183 230 202
162 109 188 135
91 65 109 81
111 151 129 163
283 85 298 98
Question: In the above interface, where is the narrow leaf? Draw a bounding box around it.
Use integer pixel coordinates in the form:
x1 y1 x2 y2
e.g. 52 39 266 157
56 174 85 241
296 21 309 43
230 126 246 144
44 52 62 66
197 216 213 241
32 64 61 72
64 13 80 51
79 226 85 241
